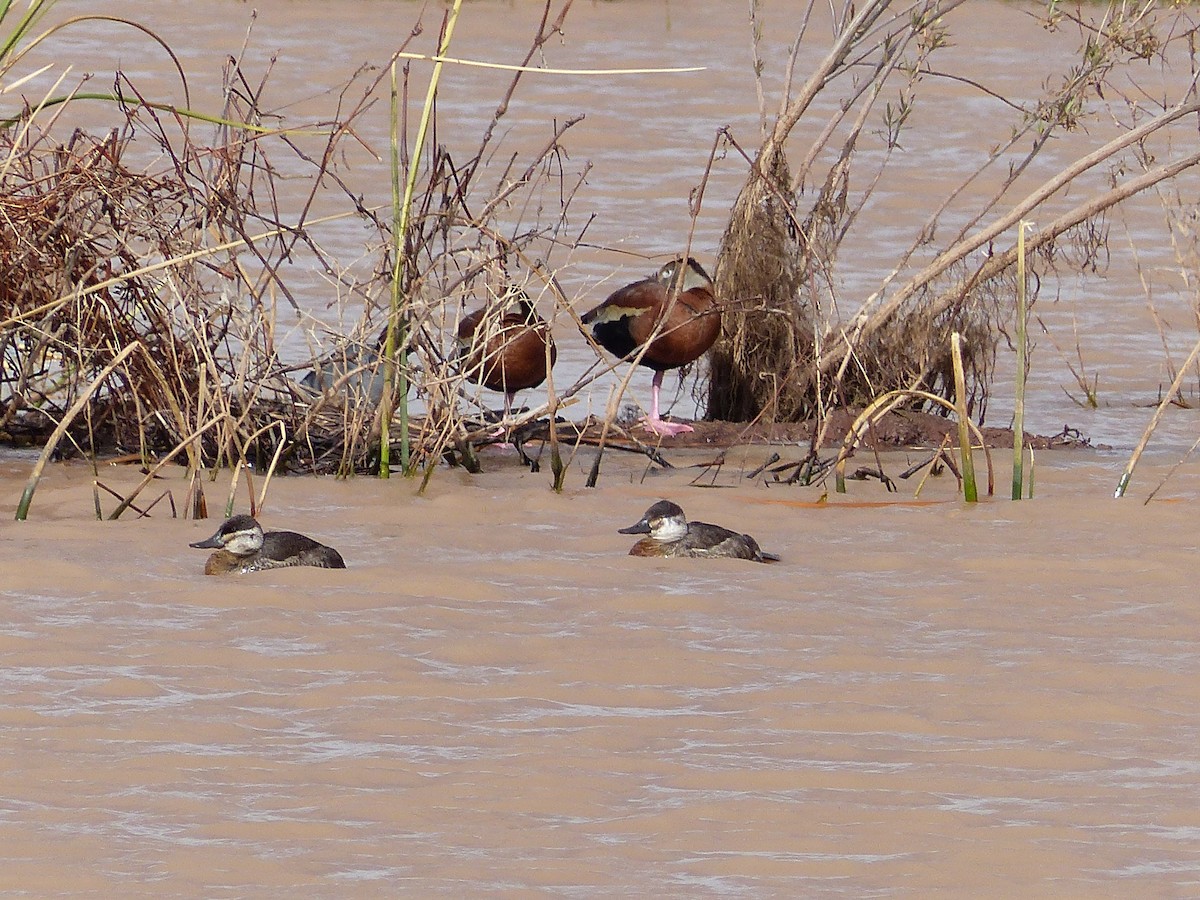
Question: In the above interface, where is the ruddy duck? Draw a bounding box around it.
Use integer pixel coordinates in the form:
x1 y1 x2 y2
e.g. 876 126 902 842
457 288 556 421
618 500 780 563
582 257 721 436
189 514 346 575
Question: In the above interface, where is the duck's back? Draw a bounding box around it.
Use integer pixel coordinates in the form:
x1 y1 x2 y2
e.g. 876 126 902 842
258 530 346 569
458 305 555 393
674 521 753 560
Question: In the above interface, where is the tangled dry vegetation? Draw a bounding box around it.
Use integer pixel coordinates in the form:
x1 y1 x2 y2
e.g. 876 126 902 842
0 110 385 478
0 3 597 490
707 0 1200 453
4 0 1200 504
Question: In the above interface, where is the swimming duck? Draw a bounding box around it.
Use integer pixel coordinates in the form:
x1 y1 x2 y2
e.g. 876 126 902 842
618 499 780 562
457 288 556 421
189 514 346 575
582 257 721 437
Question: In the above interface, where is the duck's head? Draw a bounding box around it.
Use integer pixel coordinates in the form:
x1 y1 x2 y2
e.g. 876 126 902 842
498 284 536 320
618 500 688 542
189 514 265 558
656 257 712 294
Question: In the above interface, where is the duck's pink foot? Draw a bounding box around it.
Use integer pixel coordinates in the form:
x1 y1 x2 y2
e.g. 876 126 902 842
640 416 694 437
480 439 519 455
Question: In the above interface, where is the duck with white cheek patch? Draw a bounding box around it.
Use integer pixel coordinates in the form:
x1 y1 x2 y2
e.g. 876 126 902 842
618 500 779 563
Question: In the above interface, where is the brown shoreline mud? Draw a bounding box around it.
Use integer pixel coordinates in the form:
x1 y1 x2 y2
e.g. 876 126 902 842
6 407 1094 481
502 408 1097 465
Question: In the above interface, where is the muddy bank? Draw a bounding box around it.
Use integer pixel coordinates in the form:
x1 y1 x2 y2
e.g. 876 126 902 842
506 409 1098 460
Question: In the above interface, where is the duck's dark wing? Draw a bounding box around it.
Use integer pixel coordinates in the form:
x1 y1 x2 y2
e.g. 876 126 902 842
261 530 322 555
686 522 778 563
261 531 346 569
313 547 347 568
684 522 754 558
582 277 662 360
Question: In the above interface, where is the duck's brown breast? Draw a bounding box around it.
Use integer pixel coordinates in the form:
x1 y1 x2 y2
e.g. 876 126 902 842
203 550 248 575
633 287 721 370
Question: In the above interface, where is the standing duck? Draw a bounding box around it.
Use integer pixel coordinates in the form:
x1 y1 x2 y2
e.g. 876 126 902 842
189 514 346 575
618 499 780 563
582 257 721 437
457 288 557 421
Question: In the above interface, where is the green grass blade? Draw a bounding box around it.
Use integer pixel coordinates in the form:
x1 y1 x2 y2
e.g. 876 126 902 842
1012 220 1031 500
951 332 978 503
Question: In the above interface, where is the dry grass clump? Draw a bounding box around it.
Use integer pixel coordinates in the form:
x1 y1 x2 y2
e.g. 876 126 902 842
0 119 583 476
0 126 207 454
0 109 362 477
16 0 1200 507
708 145 813 423
0 3 589 485
707 0 1200 442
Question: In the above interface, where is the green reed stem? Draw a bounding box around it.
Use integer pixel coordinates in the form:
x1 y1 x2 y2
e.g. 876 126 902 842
0 0 51 64
951 332 978 503
1012 220 1032 500
380 64 404 478
380 0 464 478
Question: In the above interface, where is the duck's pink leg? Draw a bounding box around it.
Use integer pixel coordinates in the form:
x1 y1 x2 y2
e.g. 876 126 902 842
641 370 693 436
485 391 516 439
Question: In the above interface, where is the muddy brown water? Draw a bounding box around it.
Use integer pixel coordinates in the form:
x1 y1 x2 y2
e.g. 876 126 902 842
5 1 1200 895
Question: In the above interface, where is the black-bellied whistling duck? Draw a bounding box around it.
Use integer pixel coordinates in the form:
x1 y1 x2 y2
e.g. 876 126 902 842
618 500 780 562
582 257 720 437
457 289 556 421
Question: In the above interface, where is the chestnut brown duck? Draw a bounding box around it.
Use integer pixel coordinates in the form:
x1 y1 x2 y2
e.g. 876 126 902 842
189 514 346 575
618 500 780 563
457 288 556 422
582 257 720 437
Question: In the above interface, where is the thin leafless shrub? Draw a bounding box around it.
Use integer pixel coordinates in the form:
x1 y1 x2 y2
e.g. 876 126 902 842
708 0 1200 440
